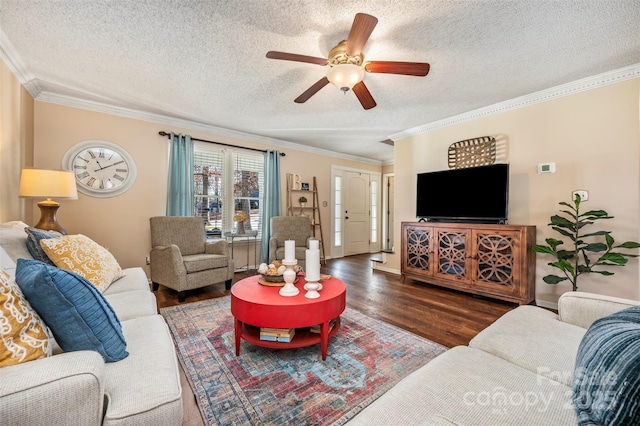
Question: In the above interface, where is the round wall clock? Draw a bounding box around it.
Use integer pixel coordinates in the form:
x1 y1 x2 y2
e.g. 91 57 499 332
62 140 137 197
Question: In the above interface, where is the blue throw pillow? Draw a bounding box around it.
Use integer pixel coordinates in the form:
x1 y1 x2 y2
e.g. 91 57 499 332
573 305 640 425
24 227 62 265
14 258 128 362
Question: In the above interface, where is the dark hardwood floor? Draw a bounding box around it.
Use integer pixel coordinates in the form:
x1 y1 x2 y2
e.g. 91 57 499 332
155 253 519 425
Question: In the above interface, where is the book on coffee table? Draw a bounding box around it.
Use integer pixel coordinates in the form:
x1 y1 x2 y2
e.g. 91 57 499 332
310 318 337 334
259 327 295 342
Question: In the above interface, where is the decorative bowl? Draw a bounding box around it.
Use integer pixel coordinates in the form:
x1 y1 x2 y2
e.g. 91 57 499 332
261 273 285 283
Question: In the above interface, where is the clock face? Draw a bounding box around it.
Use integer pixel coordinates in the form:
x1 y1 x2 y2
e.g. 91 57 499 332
63 140 137 197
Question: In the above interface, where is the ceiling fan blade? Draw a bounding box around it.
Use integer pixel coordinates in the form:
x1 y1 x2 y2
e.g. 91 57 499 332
352 81 376 110
365 61 430 76
294 77 330 103
346 13 378 56
266 51 328 66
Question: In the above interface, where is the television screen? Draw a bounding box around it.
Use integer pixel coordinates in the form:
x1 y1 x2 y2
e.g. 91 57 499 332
416 163 509 222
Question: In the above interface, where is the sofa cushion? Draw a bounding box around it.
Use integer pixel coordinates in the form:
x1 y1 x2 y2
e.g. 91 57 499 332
0 221 33 264
183 253 228 273
104 290 158 321
15 259 128 363
469 305 586 386
0 269 52 367
24 227 62 265
0 246 17 280
349 346 577 425
40 234 125 292
103 315 182 425
102 267 150 295
573 305 640 425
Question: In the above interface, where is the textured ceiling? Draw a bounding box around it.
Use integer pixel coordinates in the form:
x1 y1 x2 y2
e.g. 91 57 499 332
1 0 639 163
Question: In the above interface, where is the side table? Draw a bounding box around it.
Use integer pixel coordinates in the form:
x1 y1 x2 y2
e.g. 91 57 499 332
223 231 258 272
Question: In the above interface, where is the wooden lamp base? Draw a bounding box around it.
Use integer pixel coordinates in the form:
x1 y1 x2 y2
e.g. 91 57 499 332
35 200 67 234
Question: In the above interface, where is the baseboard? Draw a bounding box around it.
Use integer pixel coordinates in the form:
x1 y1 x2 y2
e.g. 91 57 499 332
535 299 559 311
371 265 401 275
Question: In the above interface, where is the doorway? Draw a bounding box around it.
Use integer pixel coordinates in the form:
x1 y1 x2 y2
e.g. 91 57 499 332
331 166 381 258
343 170 370 256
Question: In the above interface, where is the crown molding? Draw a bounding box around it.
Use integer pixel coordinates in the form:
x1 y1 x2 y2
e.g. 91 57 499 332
0 29 42 96
35 91 383 165
389 63 640 142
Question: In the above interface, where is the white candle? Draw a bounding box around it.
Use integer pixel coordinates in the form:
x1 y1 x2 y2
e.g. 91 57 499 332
284 240 296 262
305 249 320 281
309 239 319 250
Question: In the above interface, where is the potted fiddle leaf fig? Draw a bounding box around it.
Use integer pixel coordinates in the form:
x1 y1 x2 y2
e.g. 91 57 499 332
533 194 640 291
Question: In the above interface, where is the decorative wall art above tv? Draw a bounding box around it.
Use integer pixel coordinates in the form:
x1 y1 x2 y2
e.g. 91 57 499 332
448 136 496 169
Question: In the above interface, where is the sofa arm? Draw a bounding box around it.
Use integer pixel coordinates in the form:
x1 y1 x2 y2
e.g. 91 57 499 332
205 239 229 256
0 351 105 426
149 245 185 285
558 291 640 329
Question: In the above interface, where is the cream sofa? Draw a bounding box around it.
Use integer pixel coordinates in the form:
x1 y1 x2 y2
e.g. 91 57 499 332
0 221 183 425
349 291 640 425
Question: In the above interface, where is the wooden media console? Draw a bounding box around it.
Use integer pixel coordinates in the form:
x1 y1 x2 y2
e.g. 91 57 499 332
401 222 536 305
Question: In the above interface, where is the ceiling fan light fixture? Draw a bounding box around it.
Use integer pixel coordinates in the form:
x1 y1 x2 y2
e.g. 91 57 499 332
327 63 364 92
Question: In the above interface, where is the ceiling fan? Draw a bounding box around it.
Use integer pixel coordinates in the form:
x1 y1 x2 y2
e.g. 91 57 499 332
266 13 430 110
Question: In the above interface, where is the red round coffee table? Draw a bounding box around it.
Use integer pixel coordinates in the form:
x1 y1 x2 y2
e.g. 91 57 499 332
231 274 346 360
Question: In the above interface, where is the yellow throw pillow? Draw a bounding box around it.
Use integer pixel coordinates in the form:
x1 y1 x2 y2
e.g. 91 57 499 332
0 269 52 367
40 234 125 293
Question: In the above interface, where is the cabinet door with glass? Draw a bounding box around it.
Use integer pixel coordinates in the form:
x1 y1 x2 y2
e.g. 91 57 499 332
470 229 522 296
402 224 434 277
433 228 472 286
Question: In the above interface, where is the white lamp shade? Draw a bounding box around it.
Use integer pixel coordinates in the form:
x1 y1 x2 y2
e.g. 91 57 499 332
19 169 78 199
327 63 365 91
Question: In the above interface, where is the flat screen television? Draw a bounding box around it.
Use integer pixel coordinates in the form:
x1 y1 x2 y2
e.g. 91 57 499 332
416 163 509 223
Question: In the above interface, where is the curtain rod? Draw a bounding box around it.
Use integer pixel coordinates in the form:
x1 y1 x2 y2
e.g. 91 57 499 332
158 131 285 156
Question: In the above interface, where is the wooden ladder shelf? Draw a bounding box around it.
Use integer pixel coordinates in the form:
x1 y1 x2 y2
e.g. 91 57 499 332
286 174 325 263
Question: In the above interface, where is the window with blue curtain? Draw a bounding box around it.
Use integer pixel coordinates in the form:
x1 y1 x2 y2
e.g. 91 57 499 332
193 147 264 237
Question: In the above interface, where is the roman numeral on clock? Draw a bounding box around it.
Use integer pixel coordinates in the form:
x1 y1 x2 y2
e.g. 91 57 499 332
113 174 125 182
76 171 90 179
87 177 96 187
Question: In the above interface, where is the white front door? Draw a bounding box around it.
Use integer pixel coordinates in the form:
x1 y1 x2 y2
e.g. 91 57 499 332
343 171 370 255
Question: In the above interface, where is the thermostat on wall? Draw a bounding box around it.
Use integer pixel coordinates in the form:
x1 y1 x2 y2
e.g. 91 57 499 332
538 162 556 174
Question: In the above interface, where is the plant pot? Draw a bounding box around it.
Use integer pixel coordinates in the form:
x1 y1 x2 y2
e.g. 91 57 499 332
236 221 246 235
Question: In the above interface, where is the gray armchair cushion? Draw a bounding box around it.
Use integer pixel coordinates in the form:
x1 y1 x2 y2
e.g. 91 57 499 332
183 254 229 273
269 216 313 262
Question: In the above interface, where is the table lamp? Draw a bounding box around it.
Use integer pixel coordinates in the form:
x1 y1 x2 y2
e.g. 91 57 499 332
19 168 78 234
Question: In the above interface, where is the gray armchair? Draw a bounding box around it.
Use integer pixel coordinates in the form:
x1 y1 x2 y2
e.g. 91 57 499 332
269 216 313 263
149 216 234 302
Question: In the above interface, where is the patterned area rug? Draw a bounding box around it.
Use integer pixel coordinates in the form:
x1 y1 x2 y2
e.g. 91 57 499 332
160 296 446 425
